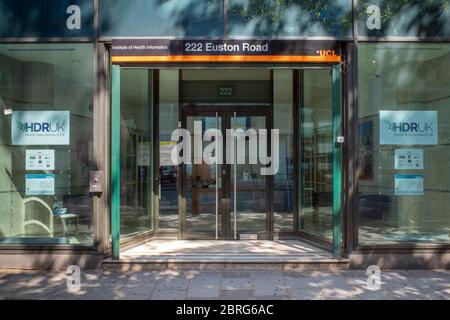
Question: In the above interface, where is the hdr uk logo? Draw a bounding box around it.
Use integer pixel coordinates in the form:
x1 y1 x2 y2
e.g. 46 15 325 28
382 119 434 134
16 119 66 134
12 111 70 145
380 110 438 145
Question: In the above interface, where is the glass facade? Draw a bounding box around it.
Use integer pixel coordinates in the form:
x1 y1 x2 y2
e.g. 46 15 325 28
358 0 450 38
357 43 450 244
273 70 294 232
120 69 153 237
228 0 352 37
0 43 94 245
159 70 179 230
300 69 333 240
0 0 94 38
1 0 450 267
99 0 224 37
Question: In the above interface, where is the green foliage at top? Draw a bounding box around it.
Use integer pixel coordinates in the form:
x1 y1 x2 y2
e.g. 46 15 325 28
228 0 352 36
358 0 450 37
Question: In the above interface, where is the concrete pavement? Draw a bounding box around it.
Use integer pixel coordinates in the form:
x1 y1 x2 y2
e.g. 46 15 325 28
0 269 449 300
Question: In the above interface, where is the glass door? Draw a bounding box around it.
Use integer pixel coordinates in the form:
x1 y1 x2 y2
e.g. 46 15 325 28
230 112 269 240
299 69 334 240
183 113 223 239
181 109 270 240
298 66 342 257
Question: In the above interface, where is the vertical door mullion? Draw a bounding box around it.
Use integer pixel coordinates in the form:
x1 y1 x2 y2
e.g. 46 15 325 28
332 64 342 258
111 65 121 260
297 70 304 236
180 111 187 239
215 112 219 240
233 112 237 240
148 70 155 232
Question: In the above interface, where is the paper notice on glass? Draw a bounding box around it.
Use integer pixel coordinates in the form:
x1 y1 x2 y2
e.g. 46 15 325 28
25 149 55 170
25 174 55 196
394 149 423 170
160 141 177 166
395 174 424 196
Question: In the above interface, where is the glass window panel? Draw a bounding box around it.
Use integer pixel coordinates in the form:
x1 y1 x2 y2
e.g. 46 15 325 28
159 70 179 229
357 43 450 244
273 70 294 232
0 43 94 245
358 0 450 38
228 0 352 37
120 69 153 237
0 0 94 38
100 0 224 37
300 69 333 240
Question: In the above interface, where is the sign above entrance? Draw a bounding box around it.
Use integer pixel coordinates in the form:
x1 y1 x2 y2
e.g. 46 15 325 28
111 39 341 63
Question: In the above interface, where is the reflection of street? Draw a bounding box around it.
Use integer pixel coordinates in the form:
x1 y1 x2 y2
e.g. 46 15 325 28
159 166 178 229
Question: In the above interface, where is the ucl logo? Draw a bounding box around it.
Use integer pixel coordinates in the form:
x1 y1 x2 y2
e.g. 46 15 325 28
318 50 338 57
16 120 66 133
383 119 434 134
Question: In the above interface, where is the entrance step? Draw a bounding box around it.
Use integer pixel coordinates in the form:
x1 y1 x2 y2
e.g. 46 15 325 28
102 257 349 272
153 230 179 240
102 240 349 271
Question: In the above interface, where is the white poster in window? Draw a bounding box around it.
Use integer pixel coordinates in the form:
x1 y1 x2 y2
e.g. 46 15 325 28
380 111 438 145
395 174 424 196
25 150 55 170
160 141 177 166
25 174 55 196
12 111 70 145
394 149 423 170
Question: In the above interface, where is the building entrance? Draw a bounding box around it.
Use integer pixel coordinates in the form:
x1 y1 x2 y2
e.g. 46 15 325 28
112 66 342 259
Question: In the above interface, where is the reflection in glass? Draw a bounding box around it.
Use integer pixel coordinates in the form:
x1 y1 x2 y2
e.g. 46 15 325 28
120 69 152 237
232 115 267 238
300 69 333 240
273 70 294 232
228 0 352 37
0 43 94 245
357 0 450 38
159 70 179 229
100 0 224 37
185 116 221 238
358 43 450 244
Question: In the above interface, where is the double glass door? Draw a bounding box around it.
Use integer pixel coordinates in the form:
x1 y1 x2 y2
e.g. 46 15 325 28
181 109 269 240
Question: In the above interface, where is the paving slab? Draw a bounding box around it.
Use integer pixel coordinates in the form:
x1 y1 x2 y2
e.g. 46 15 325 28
288 288 323 300
188 274 222 298
151 289 187 300
218 289 257 300
359 289 397 300
155 277 189 291
221 277 253 291
318 287 362 300
284 276 320 289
